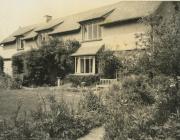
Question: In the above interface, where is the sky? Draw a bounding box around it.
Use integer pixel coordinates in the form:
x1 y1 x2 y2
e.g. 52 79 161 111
0 0 122 41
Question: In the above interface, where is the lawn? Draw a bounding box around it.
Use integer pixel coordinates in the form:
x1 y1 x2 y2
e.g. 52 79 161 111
0 87 82 119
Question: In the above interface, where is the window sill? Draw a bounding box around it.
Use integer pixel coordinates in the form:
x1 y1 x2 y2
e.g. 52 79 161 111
81 39 102 43
73 73 96 76
17 48 24 51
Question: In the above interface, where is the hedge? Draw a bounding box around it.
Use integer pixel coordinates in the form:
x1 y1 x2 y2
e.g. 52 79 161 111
68 74 100 87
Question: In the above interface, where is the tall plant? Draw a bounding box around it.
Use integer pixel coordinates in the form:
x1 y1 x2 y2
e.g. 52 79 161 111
136 2 180 87
0 55 4 74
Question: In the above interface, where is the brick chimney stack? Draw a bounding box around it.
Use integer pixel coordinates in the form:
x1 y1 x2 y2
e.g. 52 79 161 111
44 15 52 23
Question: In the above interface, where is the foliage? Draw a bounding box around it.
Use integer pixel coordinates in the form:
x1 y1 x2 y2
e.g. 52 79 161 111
0 74 22 89
12 39 80 86
136 3 180 78
12 53 25 76
97 50 122 78
0 94 101 140
0 56 4 74
103 74 180 140
102 4 180 139
68 74 100 87
79 91 106 113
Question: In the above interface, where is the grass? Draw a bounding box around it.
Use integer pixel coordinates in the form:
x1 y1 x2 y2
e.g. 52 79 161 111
0 87 82 119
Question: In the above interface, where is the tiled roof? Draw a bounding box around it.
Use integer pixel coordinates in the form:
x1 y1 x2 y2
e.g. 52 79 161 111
49 17 80 35
1 1 162 44
50 1 161 35
0 36 16 44
12 25 36 37
35 19 63 32
1 25 36 44
101 1 161 25
71 45 104 56
22 31 38 40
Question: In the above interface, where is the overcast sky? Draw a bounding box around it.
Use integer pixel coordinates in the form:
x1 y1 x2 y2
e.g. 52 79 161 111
0 0 123 41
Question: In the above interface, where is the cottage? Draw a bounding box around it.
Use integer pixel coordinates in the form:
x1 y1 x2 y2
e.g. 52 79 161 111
0 1 175 76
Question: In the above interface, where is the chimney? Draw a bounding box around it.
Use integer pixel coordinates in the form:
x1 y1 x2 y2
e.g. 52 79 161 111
44 15 52 23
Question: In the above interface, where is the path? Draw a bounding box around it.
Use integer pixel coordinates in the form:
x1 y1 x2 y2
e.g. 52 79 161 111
78 127 105 140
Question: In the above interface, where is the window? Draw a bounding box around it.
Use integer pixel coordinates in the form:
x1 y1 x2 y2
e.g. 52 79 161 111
79 57 93 74
80 59 84 73
37 33 49 46
75 57 78 73
82 22 102 41
17 38 24 50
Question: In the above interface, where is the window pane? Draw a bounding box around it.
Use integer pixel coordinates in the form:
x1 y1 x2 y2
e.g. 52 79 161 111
89 59 93 73
21 40 24 49
85 59 89 73
88 24 92 40
80 59 84 73
75 57 78 73
93 24 98 39
83 25 88 41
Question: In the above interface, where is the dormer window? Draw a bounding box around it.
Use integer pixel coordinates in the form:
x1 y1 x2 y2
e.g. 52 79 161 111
17 38 24 50
82 22 102 41
37 33 49 46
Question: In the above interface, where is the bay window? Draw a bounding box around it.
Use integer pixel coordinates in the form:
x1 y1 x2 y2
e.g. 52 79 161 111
75 56 95 74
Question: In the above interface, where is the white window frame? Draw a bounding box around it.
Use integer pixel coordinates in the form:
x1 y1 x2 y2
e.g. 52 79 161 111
82 22 102 41
17 38 24 50
75 56 95 74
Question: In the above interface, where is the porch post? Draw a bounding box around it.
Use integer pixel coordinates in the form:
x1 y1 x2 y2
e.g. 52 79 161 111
77 57 80 73
75 57 76 74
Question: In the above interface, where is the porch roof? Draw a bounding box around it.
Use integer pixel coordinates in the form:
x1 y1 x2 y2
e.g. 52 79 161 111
71 45 104 56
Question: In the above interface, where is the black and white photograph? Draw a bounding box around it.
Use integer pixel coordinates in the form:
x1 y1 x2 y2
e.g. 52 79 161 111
0 0 180 139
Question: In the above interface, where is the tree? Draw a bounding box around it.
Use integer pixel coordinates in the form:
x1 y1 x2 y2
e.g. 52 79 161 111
13 38 80 86
137 2 180 87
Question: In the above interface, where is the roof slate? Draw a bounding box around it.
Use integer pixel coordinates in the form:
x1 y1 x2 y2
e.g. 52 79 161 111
1 1 162 45
71 45 104 56
35 19 63 32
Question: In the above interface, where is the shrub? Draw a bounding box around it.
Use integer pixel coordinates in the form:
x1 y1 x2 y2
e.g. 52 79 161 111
0 74 22 89
12 53 25 76
0 94 101 139
11 39 80 86
102 74 180 140
0 56 4 74
68 74 100 87
97 50 122 78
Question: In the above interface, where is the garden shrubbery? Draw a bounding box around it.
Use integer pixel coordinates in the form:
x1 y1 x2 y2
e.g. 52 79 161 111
97 50 122 78
102 3 180 139
102 74 180 140
12 39 80 87
0 92 102 140
68 74 100 87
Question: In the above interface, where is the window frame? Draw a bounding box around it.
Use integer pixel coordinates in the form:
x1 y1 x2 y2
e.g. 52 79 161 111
77 56 94 74
82 21 102 42
17 38 24 50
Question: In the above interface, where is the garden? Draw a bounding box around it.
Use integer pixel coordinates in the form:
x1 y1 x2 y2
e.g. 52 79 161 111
0 3 180 140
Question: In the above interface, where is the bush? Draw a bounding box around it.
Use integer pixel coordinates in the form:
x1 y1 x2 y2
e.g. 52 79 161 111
102 74 180 140
0 74 22 89
68 74 100 87
0 94 102 140
12 53 25 76
12 39 80 86
0 56 3 74
97 50 122 78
